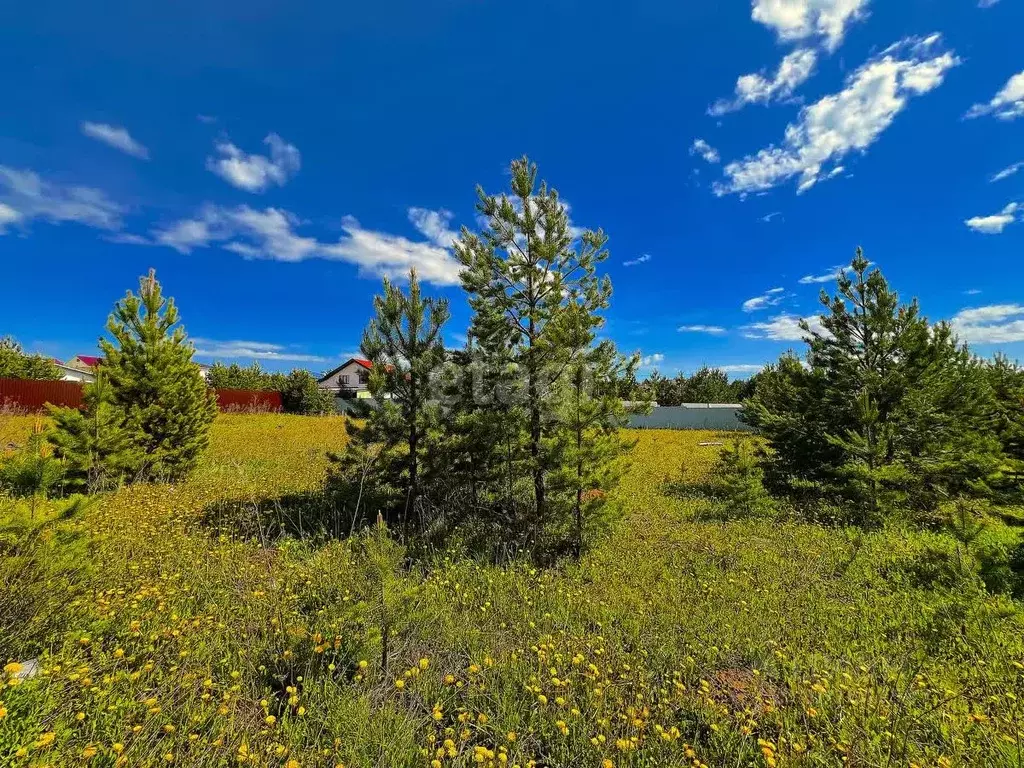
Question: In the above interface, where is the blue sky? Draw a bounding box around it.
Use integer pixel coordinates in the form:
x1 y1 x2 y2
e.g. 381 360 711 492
1 0 1022 377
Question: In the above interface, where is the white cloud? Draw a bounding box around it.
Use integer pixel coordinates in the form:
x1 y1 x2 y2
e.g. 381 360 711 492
967 71 1024 121
714 35 959 196
752 0 870 51
965 202 1019 234
324 217 462 285
206 133 301 192
964 288 983 296
105 232 152 246
991 162 1023 183
760 211 783 223
80 122 149 159
690 139 720 164
742 287 788 312
623 254 652 267
408 207 459 248
798 264 845 284
191 338 328 363
951 304 1024 344
153 209 220 253
0 166 123 232
743 313 825 340
639 353 665 368
153 205 463 285
0 202 22 233
678 324 727 334
710 48 818 115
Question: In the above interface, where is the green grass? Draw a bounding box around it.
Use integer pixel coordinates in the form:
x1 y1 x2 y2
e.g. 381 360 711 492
1 414 1023 767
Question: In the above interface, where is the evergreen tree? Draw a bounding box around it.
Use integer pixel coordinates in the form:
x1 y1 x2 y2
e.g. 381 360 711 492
455 157 611 541
549 294 637 557
206 361 286 391
0 337 62 381
0 424 64 518
986 354 1024 490
356 268 450 537
47 372 138 493
95 269 217 482
680 366 734 404
713 440 775 519
745 249 1003 522
280 369 335 415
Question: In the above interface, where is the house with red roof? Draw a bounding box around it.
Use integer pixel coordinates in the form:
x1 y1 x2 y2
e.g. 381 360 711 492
67 354 103 371
318 358 373 398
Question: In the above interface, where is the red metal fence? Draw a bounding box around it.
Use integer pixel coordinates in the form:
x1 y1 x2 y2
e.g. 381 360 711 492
0 378 282 413
214 388 283 412
0 378 85 411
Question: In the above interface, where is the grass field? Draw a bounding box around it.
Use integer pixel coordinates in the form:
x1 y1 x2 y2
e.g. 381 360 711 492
2 414 1023 767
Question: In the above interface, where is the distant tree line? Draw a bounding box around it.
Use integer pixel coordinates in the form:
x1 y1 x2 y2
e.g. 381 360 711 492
206 362 333 415
0 337 62 381
616 365 758 405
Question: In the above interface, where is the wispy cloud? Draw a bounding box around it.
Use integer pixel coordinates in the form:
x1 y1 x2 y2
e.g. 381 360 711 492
81 122 150 159
690 139 720 164
978 0 1000 6
965 202 1019 234
191 338 328 363
752 0 871 52
714 35 959 196
760 211 783 223
991 162 1024 183
0 166 123 233
951 304 1024 343
964 288 983 296
152 205 463 285
207 134 301 193
798 264 845 284
966 70 1024 120
743 313 825 341
678 324 727 335
710 49 818 115
623 254 652 267
742 287 788 312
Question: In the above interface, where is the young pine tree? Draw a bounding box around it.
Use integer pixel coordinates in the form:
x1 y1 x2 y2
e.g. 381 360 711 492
356 268 450 537
455 157 611 543
48 372 138 493
713 439 775 520
745 249 1002 522
97 269 217 482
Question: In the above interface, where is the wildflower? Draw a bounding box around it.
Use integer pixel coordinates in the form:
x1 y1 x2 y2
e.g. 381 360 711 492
537 694 548 705
506 732 517 742
0 703 6 720
265 715 277 726
82 745 99 758
4 662 22 676
419 658 430 670
113 743 125 754
395 679 406 690
35 732 56 750
286 761 301 768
